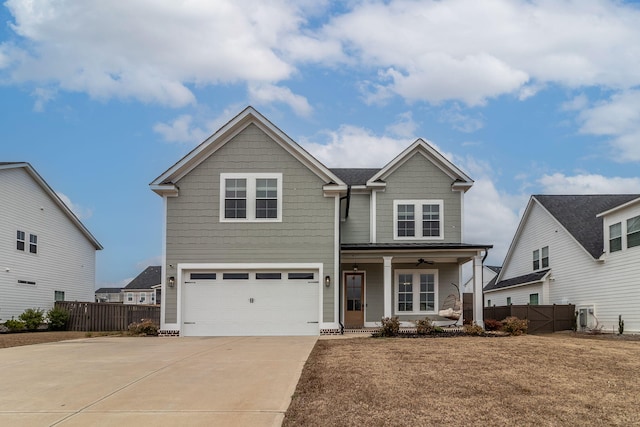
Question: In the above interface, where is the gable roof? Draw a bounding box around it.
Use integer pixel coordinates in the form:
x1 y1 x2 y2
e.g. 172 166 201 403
485 269 550 292
535 194 640 259
95 287 122 294
366 139 474 192
150 106 346 196
330 168 380 186
0 162 103 250
124 266 161 290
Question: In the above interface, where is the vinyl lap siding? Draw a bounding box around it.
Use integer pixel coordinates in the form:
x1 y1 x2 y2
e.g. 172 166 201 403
485 284 543 307
376 154 462 244
342 193 370 243
165 124 335 323
0 168 96 320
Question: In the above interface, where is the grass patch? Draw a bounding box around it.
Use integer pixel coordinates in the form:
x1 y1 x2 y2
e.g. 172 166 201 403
283 334 640 426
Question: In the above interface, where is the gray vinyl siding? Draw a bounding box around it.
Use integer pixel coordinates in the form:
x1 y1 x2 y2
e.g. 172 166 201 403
165 124 336 323
342 193 370 243
376 154 462 243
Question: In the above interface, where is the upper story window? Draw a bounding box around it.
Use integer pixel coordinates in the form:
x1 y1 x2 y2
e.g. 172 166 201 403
16 231 37 254
609 222 622 252
533 246 549 270
16 230 25 251
393 200 443 240
220 173 282 222
627 215 640 249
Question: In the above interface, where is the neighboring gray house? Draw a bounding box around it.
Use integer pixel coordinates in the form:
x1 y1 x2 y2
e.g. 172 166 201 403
123 266 161 305
95 287 123 303
150 107 492 336
0 162 103 321
485 195 640 332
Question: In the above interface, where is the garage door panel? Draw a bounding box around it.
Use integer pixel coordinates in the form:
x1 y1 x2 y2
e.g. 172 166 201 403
182 272 319 336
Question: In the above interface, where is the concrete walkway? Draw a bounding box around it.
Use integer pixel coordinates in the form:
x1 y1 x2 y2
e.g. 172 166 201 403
0 336 317 426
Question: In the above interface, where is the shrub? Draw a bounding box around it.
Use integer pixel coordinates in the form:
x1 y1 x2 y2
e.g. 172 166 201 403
19 308 45 330
376 316 400 337
4 318 26 332
484 318 503 331
415 318 435 335
502 316 528 336
464 322 485 336
47 307 70 331
128 319 159 336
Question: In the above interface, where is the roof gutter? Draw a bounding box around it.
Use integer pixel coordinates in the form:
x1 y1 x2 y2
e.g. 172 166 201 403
335 186 352 334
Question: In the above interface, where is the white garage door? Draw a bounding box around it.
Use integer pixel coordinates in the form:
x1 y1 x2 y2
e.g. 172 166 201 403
181 270 320 336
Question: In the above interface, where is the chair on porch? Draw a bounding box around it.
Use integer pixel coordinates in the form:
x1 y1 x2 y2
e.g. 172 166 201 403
438 283 462 321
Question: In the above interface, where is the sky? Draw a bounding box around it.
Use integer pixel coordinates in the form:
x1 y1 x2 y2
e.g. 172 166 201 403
2 0 640 288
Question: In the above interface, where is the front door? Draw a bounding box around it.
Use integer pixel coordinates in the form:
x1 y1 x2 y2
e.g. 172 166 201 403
344 272 365 328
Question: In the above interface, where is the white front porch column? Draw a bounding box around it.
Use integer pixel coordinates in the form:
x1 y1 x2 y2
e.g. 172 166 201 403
473 254 485 328
383 256 393 318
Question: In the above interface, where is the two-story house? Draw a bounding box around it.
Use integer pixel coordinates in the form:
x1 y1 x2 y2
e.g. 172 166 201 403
485 195 640 332
150 107 491 336
0 162 102 321
122 265 161 305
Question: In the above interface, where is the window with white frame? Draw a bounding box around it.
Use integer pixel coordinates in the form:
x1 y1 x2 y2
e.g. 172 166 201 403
533 246 549 270
29 234 38 254
627 215 640 249
54 291 65 302
127 292 133 302
220 173 282 222
395 270 438 313
609 222 622 252
16 230 25 251
393 200 443 239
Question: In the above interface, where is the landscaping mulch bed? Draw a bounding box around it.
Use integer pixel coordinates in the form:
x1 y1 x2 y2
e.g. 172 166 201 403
283 334 640 426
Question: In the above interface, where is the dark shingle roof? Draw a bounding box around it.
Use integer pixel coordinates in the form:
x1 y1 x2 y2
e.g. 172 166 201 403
534 195 640 259
484 269 550 292
486 265 502 274
330 168 380 185
124 266 161 290
95 287 122 293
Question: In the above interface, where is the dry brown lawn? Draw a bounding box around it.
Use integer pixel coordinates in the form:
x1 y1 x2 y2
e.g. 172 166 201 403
0 331 116 349
283 334 640 426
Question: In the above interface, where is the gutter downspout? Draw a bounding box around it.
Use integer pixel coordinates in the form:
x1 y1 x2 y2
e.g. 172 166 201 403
337 185 351 334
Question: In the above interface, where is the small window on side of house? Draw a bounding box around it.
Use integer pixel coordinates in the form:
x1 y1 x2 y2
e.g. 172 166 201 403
506 297 512 306
609 222 622 252
29 234 38 254
627 215 640 249
127 293 133 302
54 291 65 302
486 299 492 307
529 293 539 305
533 249 540 270
16 230 25 251
541 246 549 268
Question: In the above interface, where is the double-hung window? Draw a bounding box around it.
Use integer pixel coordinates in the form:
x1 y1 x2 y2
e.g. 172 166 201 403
16 231 37 254
393 200 443 239
627 215 640 249
220 173 282 222
609 222 622 252
16 230 25 251
395 270 438 314
533 246 549 270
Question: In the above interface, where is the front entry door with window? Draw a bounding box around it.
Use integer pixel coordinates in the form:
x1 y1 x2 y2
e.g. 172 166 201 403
344 273 365 328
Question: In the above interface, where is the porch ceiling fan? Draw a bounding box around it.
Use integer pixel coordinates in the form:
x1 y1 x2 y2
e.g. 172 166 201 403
416 258 434 266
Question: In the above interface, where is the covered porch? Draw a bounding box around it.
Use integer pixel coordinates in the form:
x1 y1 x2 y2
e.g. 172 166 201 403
338 243 491 330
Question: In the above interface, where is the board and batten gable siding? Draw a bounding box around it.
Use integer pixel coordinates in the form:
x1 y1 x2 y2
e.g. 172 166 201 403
165 123 336 323
375 154 462 244
341 193 370 243
0 168 97 320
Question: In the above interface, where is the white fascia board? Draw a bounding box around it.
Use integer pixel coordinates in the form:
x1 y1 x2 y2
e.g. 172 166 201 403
323 184 348 195
367 139 473 186
150 106 346 189
150 184 179 197
596 196 640 217
6 163 103 250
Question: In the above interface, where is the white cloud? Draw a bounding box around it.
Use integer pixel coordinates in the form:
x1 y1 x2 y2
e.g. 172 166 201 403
576 90 640 161
385 111 418 138
31 87 56 112
439 104 484 133
153 115 208 144
538 173 640 194
248 83 312 117
56 192 93 220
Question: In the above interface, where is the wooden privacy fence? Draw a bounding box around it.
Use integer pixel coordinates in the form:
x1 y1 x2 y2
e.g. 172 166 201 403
55 302 160 332
484 304 575 334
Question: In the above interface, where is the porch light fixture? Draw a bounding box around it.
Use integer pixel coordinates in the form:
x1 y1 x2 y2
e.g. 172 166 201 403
168 277 175 288
325 275 331 287
352 264 358 272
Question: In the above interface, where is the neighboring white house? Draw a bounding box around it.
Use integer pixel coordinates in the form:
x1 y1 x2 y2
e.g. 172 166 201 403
462 265 501 294
95 287 123 303
123 266 160 305
0 162 103 321
485 195 640 332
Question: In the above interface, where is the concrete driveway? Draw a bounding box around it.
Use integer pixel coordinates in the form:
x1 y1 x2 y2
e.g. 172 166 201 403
0 335 317 426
